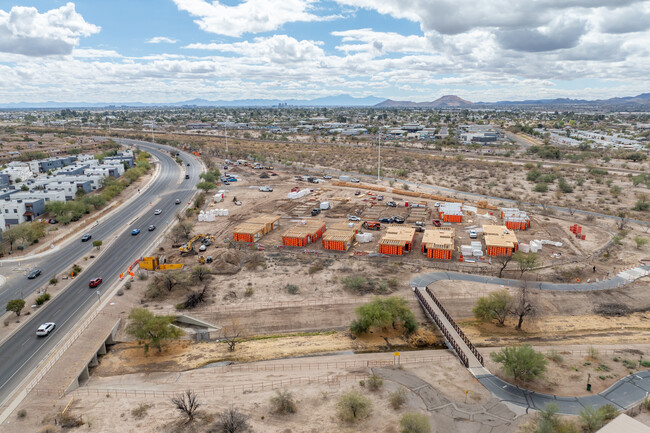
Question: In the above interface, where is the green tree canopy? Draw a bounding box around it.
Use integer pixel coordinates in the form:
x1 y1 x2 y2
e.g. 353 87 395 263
350 297 418 336
6 299 26 316
490 344 547 383
473 290 513 326
126 308 184 354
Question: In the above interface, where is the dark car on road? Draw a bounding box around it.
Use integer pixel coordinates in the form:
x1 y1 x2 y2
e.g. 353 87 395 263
386 201 397 207
148 225 156 231
81 233 92 242
27 269 41 279
379 217 394 224
311 208 321 216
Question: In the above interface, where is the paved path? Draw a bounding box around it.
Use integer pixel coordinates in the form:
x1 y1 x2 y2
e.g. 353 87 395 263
411 266 650 414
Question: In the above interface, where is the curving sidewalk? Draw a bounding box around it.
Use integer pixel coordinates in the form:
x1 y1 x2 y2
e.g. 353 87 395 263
411 266 650 414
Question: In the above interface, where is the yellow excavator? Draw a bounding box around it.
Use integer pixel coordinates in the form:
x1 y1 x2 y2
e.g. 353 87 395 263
179 234 215 256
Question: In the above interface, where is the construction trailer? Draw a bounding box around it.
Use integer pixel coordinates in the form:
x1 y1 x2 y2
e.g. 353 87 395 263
501 208 531 230
379 226 416 255
483 225 519 256
438 202 463 223
421 227 455 260
282 220 327 247
322 229 356 251
232 222 266 243
246 214 281 234
329 221 363 234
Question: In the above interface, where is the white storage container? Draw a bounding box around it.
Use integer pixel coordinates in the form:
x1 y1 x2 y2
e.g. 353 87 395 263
356 233 373 243
519 243 530 253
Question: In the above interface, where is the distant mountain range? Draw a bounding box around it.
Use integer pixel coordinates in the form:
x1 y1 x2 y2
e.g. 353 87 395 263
375 93 650 109
375 95 473 108
0 93 648 109
0 94 385 109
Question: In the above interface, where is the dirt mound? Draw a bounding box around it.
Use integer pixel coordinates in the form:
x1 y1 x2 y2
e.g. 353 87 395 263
211 249 243 274
594 303 631 317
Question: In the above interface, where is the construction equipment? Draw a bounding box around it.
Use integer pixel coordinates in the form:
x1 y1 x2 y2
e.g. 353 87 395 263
179 234 216 256
362 221 381 231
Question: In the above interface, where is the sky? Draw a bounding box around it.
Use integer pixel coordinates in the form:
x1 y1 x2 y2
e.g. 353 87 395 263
0 0 649 104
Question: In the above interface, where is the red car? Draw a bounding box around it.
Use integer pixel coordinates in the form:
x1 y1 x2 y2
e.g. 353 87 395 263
432 220 442 227
89 277 103 288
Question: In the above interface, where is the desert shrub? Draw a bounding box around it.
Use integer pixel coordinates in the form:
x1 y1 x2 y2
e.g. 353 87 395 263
285 284 299 295
399 413 431 433
244 286 254 297
587 346 599 360
214 407 249 433
270 389 297 414
71 264 82 276
35 293 51 305
16 409 27 419
623 359 637 369
579 406 605 432
366 374 383 391
337 391 372 422
341 276 367 292
49 277 58 285
547 350 564 363
131 403 152 419
57 411 84 428
124 281 132 290
390 389 407 409
308 260 324 274
39 426 57 433
534 183 548 193
633 200 650 211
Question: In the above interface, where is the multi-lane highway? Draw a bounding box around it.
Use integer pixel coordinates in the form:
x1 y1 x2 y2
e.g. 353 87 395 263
0 139 202 404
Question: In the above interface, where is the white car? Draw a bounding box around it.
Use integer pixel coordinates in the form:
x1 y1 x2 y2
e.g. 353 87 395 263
348 215 361 221
469 230 478 239
154 209 162 215
36 322 56 337
258 186 273 192
350 178 360 183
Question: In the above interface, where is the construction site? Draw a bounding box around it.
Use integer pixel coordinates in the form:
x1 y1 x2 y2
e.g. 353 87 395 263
5 153 650 433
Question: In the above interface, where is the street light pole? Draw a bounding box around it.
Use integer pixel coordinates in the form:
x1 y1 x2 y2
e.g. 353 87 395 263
225 123 228 154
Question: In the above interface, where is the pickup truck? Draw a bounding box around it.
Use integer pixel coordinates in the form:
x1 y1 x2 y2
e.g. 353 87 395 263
259 186 273 192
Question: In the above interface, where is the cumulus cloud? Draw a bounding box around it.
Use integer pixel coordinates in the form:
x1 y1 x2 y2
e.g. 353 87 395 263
146 36 178 44
185 35 325 63
0 2 99 56
173 0 337 37
332 29 430 54
496 18 587 52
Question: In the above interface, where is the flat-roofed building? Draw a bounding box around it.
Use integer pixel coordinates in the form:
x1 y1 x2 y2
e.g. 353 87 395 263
421 227 454 260
483 225 518 256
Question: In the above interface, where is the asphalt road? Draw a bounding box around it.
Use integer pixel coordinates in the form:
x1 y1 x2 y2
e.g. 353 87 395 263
0 139 201 405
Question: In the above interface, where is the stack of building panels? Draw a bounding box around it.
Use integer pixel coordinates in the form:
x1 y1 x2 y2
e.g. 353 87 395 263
329 221 363 234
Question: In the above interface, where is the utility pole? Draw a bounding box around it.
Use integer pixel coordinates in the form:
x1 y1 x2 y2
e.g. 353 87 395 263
151 118 155 143
225 122 228 154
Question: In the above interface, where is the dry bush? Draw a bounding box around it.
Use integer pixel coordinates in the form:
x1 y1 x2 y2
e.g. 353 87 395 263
131 403 152 419
390 389 407 409
270 389 297 415
57 411 84 428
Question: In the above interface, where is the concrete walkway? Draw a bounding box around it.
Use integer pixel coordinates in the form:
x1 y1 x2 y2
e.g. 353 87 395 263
410 266 650 414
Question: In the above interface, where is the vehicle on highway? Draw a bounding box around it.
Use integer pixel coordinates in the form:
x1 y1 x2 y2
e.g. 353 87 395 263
148 225 156 231
27 269 41 279
311 208 321 216
362 221 381 230
89 277 103 288
469 230 478 239
175 199 181 204
154 209 162 215
36 322 55 337
350 178 360 183
348 215 361 221
259 186 273 192
186 163 190 166
355 190 360 195
379 217 394 224
81 233 92 242
185 174 190 179
386 201 397 207
323 175 332 179
131 229 141 235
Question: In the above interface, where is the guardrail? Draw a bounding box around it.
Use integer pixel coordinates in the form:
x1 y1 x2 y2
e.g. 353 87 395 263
414 288 469 368
426 287 483 366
